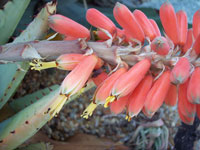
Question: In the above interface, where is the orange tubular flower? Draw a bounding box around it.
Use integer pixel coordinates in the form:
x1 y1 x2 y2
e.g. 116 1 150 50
60 55 98 96
164 84 178 106
182 28 194 53
105 59 151 107
48 14 90 40
149 19 161 37
110 94 130 114
133 9 156 41
176 10 188 46
113 2 145 43
144 71 171 117
86 8 116 35
128 74 153 117
187 67 200 104
178 80 196 125
178 104 195 125
160 1 179 45
94 67 127 105
170 57 191 84
81 67 127 119
150 36 170 56
192 10 200 39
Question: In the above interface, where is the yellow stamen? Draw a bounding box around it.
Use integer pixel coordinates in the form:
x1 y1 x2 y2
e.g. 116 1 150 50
104 96 115 108
30 59 57 71
125 115 131 122
48 95 68 120
81 102 97 119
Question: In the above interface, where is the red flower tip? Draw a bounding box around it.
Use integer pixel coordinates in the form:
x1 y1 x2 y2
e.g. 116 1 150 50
159 1 179 45
150 36 170 55
176 10 188 46
170 57 191 84
48 14 90 40
86 8 116 35
133 9 157 41
113 2 145 43
192 10 200 39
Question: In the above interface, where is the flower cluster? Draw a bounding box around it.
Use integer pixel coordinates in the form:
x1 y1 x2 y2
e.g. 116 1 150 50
30 2 200 125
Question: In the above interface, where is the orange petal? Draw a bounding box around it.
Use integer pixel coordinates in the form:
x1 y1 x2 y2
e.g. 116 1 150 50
110 94 130 114
170 57 191 84
176 10 188 46
159 1 179 45
128 74 153 117
116 28 125 39
192 10 200 39
48 14 90 39
60 55 98 96
94 67 127 104
133 9 156 41
187 67 200 104
92 71 108 86
95 57 104 70
192 34 200 55
164 84 178 106
182 28 194 53
178 80 196 121
86 8 116 35
113 2 145 43
150 36 170 55
56 54 84 70
112 58 151 99
149 19 161 37
144 70 171 117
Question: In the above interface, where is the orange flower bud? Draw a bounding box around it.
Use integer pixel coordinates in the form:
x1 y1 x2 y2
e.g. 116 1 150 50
113 2 145 42
60 55 98 96
182 28 194 53
164 84 178 106
187 67 200 104
149 19 161 37
116 28 125 39
64 36 78 41
133 9 156 41
160 1 179 45
48 14 90 39
110 94 130 114
176 10 188 46
144 71 171 117
150 36 170 55
110 59 151 100
178 80 196 125
178 104 195 125
86 8 116 35
170 57 191 84
128 74 153 117
192 10 200 39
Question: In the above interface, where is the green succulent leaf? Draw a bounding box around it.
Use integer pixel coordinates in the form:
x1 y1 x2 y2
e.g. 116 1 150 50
0 1 57 110
9 85 59 112
15 142 53 150
0 0 31 45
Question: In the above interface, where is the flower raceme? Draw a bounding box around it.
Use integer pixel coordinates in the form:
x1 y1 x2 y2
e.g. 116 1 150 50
29 1 200 125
